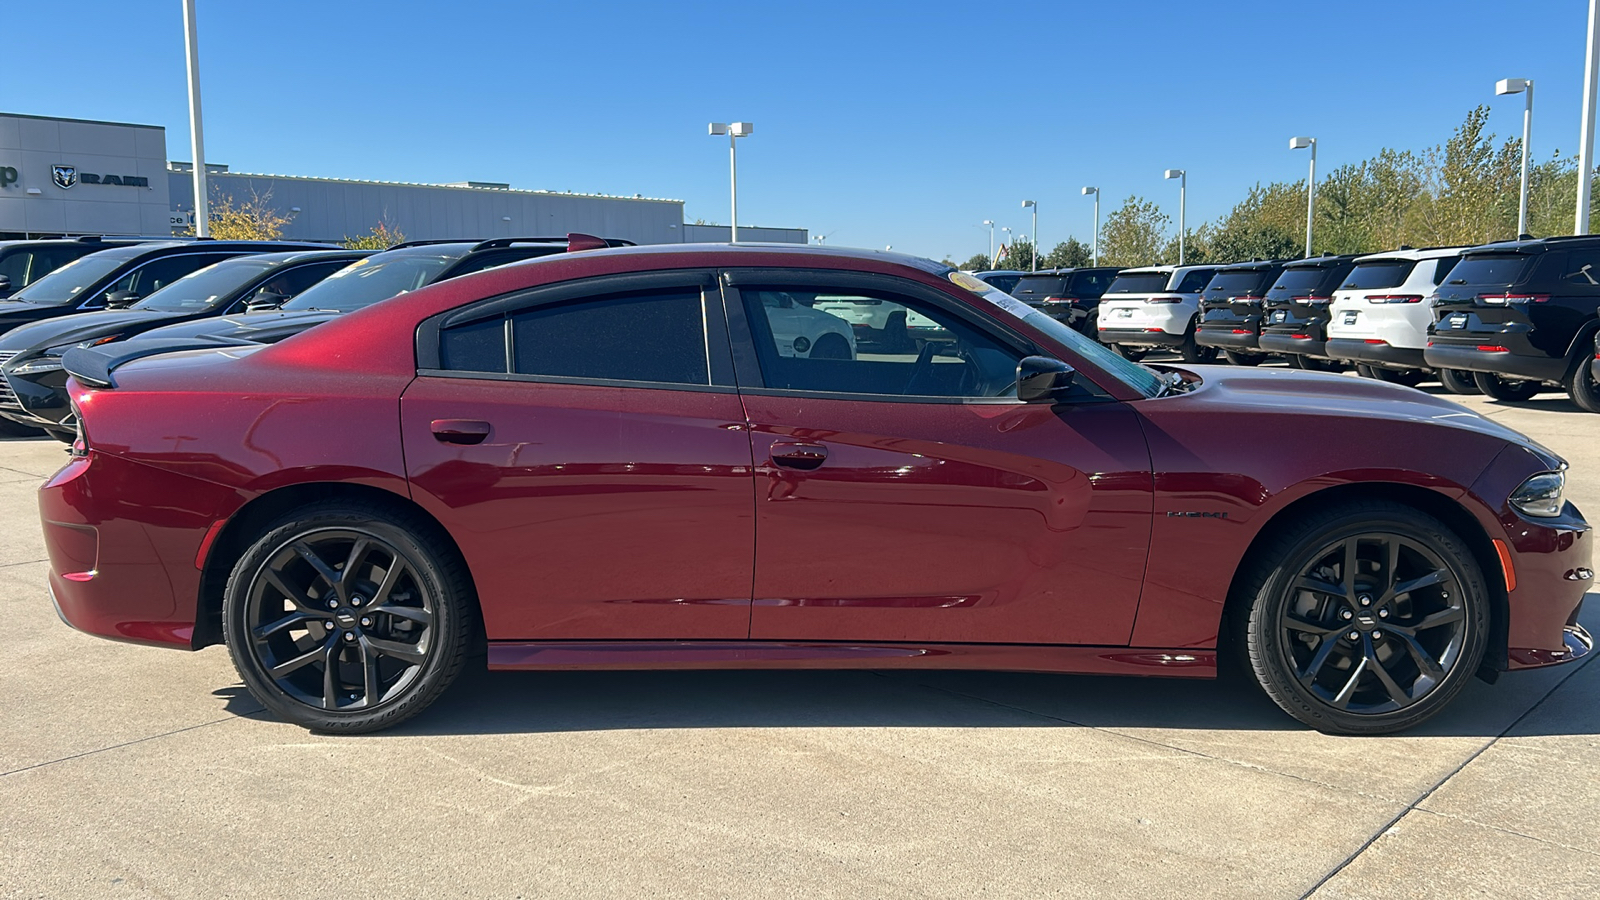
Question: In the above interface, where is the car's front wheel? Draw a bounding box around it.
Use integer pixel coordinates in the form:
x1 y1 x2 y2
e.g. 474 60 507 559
1567 358 1600 412
223 501 474 733
1239 502 1488 735
1473 371 1541 401
1179 323 1218 363
1438 369 1481 395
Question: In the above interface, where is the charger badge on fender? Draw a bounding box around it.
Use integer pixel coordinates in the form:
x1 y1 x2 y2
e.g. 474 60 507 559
1166 511 1229 519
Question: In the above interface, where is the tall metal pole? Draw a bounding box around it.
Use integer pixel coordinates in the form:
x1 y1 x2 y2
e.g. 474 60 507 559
1579 0 1599 234
1092 194 1100 265
1178 172 1187 266
1031 205 1037 271
1517 83 1534 237
728 131 738 243
1305 139 1317 257
182 0 209 237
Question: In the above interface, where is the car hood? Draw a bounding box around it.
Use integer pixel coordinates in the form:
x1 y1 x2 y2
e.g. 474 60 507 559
0 309 184 356
123 309 342 346
0 300 72 328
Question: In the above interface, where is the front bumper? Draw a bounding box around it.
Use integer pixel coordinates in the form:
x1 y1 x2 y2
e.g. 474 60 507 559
1325 339 1427 370
1424 341 1570 383
0 363 72 425
1100 327 1186 348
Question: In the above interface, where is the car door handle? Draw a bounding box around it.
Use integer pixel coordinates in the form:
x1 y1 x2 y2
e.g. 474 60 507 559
769 441 828 470
431 419 491 445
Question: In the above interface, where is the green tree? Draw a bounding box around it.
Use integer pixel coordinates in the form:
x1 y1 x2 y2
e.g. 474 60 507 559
1099 196 1170 267
1000 239 1037 271
342 221 406 250
181 188 294 240
959 253 991 271
1042 237 1092 268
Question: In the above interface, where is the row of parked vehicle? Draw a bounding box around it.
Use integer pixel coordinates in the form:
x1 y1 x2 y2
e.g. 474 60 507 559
0 233 632 439
974 234 1600 413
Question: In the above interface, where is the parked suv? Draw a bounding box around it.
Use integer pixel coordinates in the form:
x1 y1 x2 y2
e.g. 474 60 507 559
1096 264 1222 361
0 237 150 298
1194 260 1287 365
1008 266 1122 335
1257 254 1361 371
0 249 370 437
1424 235 1600 403
1324 247 1467 390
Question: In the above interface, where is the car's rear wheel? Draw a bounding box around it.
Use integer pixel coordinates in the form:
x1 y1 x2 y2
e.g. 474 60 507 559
1179 323 1218 363
1566 359 1600 412
1223 350 1265 366
1438 369 1481 395
1361 365 1425 387
1240 502 1488 735
223 501 473 733
809 333 852 360
1472 371 1541 402
1114 344 1149 362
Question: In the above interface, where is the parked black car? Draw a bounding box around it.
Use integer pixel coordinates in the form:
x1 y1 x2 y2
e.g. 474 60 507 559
105 234 634 363
0 236 150 298
1194 259 1288 365
1007 266 1122 335
1257 254 1361 371
1424 235 1600 403
0 249 370 436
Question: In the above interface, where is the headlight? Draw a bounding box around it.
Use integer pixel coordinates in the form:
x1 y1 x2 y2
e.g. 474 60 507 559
1510 470 1566 518
7 357 64 376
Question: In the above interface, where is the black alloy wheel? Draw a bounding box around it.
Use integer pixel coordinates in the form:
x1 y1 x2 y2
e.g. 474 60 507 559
1241 502 1487 734
1438 369 1482 395
224 502 472 733
1567 359 1600 412
1223 350 1265 366
1473 371 1541 402
1114 344 1149 362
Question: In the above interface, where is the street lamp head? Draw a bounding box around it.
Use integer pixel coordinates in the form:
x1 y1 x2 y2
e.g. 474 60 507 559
708 122 728 135
982 219 993 226
1164 169 1184 179
1496 78 1531 95
1289 136 1315 150
1081 186 1097 196
1022 199 1036 208
730 122 753 137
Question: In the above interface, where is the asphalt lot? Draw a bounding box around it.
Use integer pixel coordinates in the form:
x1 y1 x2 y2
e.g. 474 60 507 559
1 376 1596 899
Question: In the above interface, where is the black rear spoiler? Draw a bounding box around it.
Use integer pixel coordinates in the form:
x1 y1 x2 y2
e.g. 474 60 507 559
63 336 258 389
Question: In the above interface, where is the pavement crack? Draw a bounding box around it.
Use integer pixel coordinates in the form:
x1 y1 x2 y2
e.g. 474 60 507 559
0 708 267 778
1408 807 1600 859
0 558 49 569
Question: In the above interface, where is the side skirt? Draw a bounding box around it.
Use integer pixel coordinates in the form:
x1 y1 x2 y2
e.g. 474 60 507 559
487 641 1217 678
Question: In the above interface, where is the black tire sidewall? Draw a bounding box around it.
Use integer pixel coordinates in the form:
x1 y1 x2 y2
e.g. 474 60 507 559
1568 359 1600 412
1473 371 1540 401
1439 369 1481 395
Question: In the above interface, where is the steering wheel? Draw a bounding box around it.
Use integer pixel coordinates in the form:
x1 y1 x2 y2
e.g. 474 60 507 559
902 341 940 395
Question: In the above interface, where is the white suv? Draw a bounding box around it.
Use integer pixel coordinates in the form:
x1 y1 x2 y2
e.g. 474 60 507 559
1096 264 1221 361
1324 247 1466 388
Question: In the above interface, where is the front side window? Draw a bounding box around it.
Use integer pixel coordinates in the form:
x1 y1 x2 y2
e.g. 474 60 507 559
744 287 1023 398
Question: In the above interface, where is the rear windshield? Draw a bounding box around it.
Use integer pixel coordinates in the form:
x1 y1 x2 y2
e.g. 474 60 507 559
1067 270 1118 296
280 253 454 312
134 258 276 312
1443 254 1531 287
1010 275 1068 301
1340 260 1417 291
5 253 128 306
1105 272 1169 294
1267 267 1332 295
1205 271 1272 296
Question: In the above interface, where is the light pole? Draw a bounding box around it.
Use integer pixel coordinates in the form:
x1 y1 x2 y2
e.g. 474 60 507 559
1496 79 1534 237
982 219 995 266
1290 137 1317 257
708 122 753 242
1081 187 1099 265
181 0 210 237
1022 200 1037 271
1001 226 1012 266
1579 1 1599 234
1164 169 1186 266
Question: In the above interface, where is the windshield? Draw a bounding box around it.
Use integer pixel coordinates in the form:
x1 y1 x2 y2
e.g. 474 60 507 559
1267 267 1330 295
1340 260 1416 291
5 253 128 306
279 253 454 312
1445 254 1531 287
1205 271 1271 296
1105 272 1170 294
133 258 276 312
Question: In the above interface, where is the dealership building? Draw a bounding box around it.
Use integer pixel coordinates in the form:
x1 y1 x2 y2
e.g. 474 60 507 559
0 112 805 245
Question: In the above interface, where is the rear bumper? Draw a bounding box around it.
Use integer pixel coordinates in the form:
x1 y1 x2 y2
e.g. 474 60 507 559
1325 339 1427 369
1100 327 1186 348
1423 343 1569 382
1259 333 1328 358
1194 326 1259 351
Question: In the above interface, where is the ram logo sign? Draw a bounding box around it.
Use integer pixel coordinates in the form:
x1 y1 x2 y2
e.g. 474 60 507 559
51 164 149 190
51 165 78 189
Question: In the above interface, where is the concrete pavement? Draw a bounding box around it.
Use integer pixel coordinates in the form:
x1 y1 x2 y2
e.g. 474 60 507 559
1 385 1595 899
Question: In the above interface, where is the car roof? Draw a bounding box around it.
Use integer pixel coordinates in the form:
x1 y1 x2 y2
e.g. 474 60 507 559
1214 259 1285 271
974 269 1026 277
82 240 336 262
1116 265 1176 275
1465 235 1600 254
1281 253 1363 269
525 242 955 275
1352 246 1468 263
200 249 374 266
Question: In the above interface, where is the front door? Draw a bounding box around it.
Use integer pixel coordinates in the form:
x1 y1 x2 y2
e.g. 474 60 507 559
730 271 1153 647
401 273 755 641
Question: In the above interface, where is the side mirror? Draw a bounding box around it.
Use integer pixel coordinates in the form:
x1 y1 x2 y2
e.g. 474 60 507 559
0 273 12 296
103 290 141 309
245 291 289 313
1016 355 1077 403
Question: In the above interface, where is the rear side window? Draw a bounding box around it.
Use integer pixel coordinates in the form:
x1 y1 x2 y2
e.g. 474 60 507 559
1174 270 1216 293
1559 249 1600 286
1340 260 1416 291
1432 257 1460 284
1105 272 1169 294
1068 270 1117 296
437 289 711 386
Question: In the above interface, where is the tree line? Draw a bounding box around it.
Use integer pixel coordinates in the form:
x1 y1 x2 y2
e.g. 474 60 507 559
956 105 1600 272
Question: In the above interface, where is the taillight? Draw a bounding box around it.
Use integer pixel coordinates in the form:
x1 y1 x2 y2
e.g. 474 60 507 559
1042 296 1078 305
1366 294 1425 304
1293 294 1332 305
1478 292 1551 304
1146 296 1184 304
1364 339 1388 345
1478 345 1511 352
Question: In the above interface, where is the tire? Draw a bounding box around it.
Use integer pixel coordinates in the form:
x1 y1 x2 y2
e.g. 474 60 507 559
223 500 474 733
809 333 852 360
1080 309 1102 343
1286 353 1307 370
1364 366 1425 388
1179 324 1218 364
1114 344 1149 362
0 417 44 438
1472 371 1541 402
1238 501 1489 735
1223 350 1264 366
1567 358 1600 412
1438 369 1481 395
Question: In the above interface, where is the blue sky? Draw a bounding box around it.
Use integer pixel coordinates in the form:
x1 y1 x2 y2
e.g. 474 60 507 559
4 1 1595 260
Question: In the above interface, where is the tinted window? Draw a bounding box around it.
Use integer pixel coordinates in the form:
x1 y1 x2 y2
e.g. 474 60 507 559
979 273 1021 294
1174 270 1217 293
0 251 29 289
282 252 457 312
1105 272 1170 294
1560 250 1600 286
1010 275 1069 303
1340 260 1416 291
1068 270 1117 296
134 258 277 311
512 289 708 385
445 247 562 279
440 317 506 373
1444 255 1531 287
746 287 1023 398
111 253 235 298
1432 257 1460 284
1205 271 1273 295
1268 267 1332 295
6 252 129 305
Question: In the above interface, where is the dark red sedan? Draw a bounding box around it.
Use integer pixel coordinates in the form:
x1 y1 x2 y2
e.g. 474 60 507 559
41 243 1593 734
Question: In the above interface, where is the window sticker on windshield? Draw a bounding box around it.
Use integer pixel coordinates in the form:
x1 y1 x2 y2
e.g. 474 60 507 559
948 271 1032 320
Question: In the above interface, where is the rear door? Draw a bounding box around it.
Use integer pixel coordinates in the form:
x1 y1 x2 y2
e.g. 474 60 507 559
400 270 756 641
